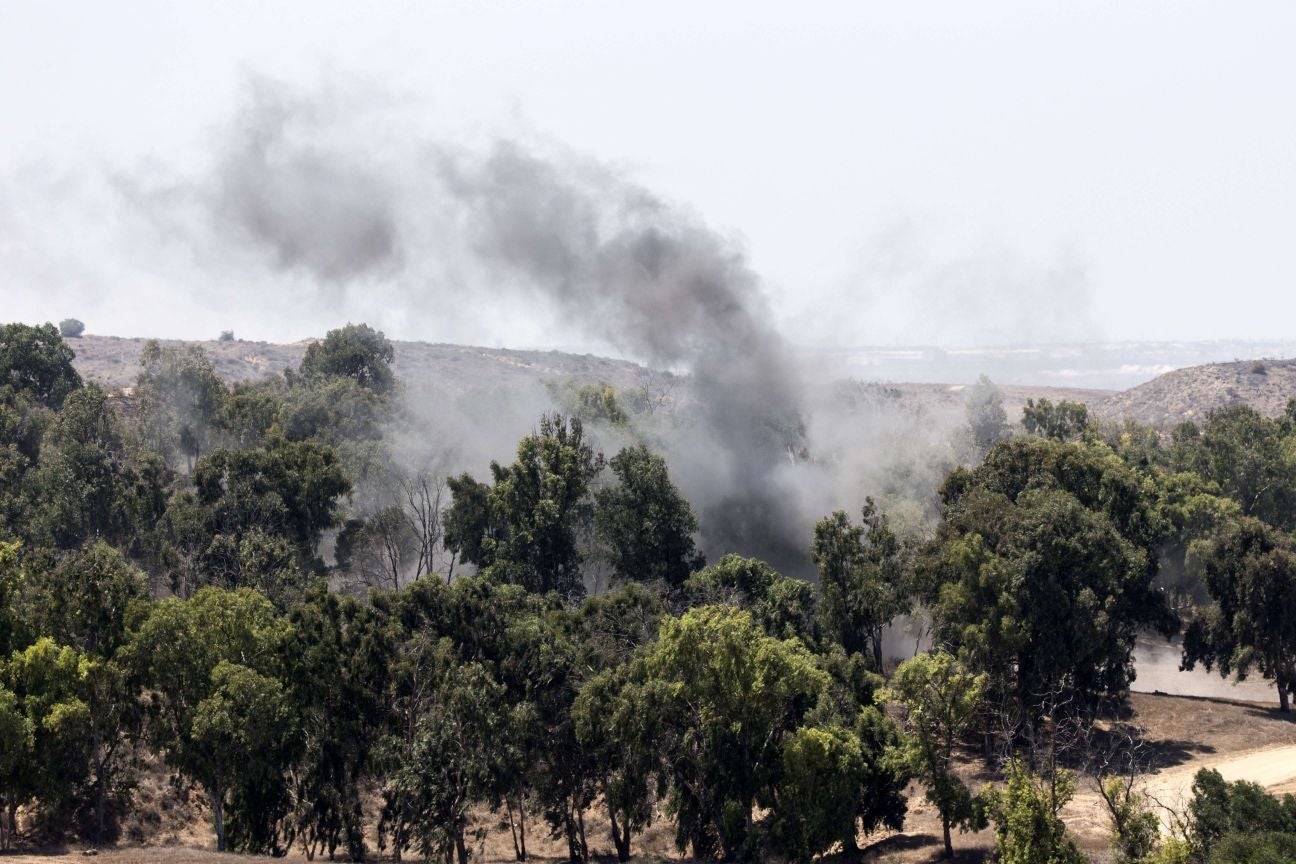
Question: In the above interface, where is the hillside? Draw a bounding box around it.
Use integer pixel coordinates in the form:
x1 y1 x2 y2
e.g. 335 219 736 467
65 334 1109 417
1094 356 1296 428
67 334 660 397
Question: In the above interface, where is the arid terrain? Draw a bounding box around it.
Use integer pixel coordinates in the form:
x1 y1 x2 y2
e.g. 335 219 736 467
66 335 1296 432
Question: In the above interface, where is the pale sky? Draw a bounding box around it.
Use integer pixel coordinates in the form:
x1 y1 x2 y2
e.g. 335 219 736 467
1 1 1293 348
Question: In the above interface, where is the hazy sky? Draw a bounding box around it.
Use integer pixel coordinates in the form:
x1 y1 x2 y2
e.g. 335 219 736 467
1 1 1293 348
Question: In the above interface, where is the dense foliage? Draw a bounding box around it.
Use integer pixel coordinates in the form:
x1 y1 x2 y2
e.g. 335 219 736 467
3 320 1295 862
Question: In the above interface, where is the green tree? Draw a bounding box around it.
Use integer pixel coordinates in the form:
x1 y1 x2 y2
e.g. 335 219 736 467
23 541 146 658
965 374 1010 457
27 385 164 552
446 414 604 598
1022 398 1091 441
569 585 669 861
981 759 1084 864
1186 768 1296 862
812 499 908 669
281 587 390 861
572 666 664 862
192 438 351 581
0 684 34 849
300 323 396 396
594 445 703 590
135 341 228 470
0 322 82 410
2 638 100 842
382 638 505 864
1098 774 1160 864
0 540 22 657
1170 407 1296 531
768 724 868 863
125 588 293 852
189 661 296 852
923 438 1176 715
1183 517 1296 711
640 605 829 859
884 651 987 859
685 554 818 645
58 319 85 338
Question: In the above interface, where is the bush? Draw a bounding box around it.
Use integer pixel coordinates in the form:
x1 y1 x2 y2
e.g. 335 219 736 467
1208 831 1296 863
1249 360 1267 375
58 319 85 338
219 330 235 342
982 760 1084 864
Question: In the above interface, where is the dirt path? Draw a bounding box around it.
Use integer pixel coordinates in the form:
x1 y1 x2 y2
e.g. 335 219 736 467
1063 741 1296 841
1139 742 1296 814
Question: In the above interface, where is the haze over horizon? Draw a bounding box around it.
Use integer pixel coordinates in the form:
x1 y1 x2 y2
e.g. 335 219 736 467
3 2 1294 353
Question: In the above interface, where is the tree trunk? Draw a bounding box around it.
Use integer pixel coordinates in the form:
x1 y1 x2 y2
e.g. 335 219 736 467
92 732 107 848
872 632 884 672
507 793 528 860
608 808 631 862
942 814 953 858
1280 680 1291 713
211 788 226 852
454 828 469 864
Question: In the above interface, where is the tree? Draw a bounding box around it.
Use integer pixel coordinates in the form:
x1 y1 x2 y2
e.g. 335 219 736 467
594 445 703 590
0 540 22 657
923 438 1176 716
884 651 987 858
58 320 85 339
23 541 146 658
572 666 664 862
445 414 604 598
1022 399 1091 441
26 385 164 552
192 438 351 580
1170 406 1296 531
135 341 227 470
768 724 869 863
981 759 1084 864
381 638 505 864
1183 517 1296 711
125 588 294 852
1185 768 1296 862
639 605 829 859
300 323 396 396
281 587 390 861
812 499 908 669
0 685 34 849
965 374 1010 457
1 638 127 844
685 554 818 645
0 322 82 410
189 661 296 852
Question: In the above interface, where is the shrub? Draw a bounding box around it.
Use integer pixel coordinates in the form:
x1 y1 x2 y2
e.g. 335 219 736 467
982 760 1084 864
219 330 235 342
1209 831 1296 863
58 318 85 338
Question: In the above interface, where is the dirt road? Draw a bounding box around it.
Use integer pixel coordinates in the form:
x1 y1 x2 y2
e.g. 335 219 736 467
1064 740 1296 840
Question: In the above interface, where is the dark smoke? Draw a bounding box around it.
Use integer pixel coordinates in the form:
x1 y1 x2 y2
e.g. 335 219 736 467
437 141 808 567
212 79 402 283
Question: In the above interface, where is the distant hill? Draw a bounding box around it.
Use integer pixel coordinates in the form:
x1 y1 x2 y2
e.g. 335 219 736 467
67 334 659 398
1094 357 1296 428
66 335 1112 419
